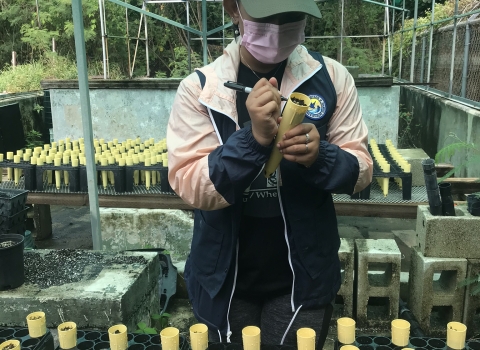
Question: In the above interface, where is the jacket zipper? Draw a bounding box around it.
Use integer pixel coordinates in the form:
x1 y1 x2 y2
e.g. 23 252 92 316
277 63 323 312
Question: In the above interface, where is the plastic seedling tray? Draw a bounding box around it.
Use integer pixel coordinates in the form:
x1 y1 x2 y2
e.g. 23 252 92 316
35 165 80 193
1 161 36 191
0 207 28 231
335 336 480 350
0 327 54 350
351 144 413 201
96 165 126 193
70 330 188 350
0 189 29 217
207 343 295 350
125 164 172 193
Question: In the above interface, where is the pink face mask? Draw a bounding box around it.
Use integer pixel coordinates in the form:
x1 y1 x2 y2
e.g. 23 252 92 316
237 2 306 65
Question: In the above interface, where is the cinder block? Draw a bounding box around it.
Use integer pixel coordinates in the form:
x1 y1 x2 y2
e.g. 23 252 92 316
355 239 401 329
100 208 193 263
463 259 480 337
408 248 467 336
397 148 429 186
416 205 480 258
335 238 355 319
338 225 364 240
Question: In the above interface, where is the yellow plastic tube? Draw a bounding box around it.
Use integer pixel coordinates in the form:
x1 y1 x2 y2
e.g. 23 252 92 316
145 157 151 190
101 158 108 189
108 325 128 350
133 155 140 186
242 326 260 350
26 311 47 338
55 158 62 189
108 156 115 185
63 155 70 186
13 155 21 185
57 321 77 349
337 318 356 345
6 152 14 180
190 324 208 350
264 92 311 178
297 328 316 350
160 327 180 350
0 340 20 350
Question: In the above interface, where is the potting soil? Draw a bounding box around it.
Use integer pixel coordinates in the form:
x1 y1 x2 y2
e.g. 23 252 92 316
24 249 148 288
0 241 15 249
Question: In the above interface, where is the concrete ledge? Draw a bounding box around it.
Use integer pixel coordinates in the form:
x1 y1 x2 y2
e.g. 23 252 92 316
0 250 160 330
463 259 480 336
100 208 193 263
336 238 355 319
416 205 480 258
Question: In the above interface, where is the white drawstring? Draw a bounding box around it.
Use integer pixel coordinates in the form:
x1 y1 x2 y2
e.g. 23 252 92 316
218 329 223 343
280 305 303 345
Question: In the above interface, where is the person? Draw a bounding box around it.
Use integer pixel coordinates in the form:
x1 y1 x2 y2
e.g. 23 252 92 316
167 0 373 347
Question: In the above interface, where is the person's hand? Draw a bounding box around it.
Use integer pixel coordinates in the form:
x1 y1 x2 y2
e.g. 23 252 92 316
246 77 281 147
277 123 320 168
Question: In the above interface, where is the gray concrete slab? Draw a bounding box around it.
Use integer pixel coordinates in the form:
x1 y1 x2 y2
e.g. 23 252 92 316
416 205 480 258
100 208 193 264
0 250 160 330
336 239 355 319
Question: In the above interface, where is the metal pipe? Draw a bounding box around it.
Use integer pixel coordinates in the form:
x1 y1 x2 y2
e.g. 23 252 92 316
340 0 344 64
461 21 471 98
448 0 459 97
382 8 386 75
398 0 405 79
144 1 150 77
361 0 407 11
396 9 480 34
426 0 435 88
131 13 144 76
99 0 108 79
410 0 418 82
386 0 392 75
390 6 395 76
420 36 426 83
103 0 110 78
71 0 103 250
202 0 208 65
187 1 191 73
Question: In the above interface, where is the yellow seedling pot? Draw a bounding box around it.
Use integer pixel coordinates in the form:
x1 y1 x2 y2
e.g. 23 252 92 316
242 326 260 350
340 346 359 350
26 311 47 338
160 327 180 350
13 155 21 185
58 322 77 349
108 324 128 350
337 317 356 345
297 328 316 350
446 322 467 350
0 340 20 350
145 158 151 190
54 158 62 189
101 158 108 189
190 324 208 350
391 319 410 347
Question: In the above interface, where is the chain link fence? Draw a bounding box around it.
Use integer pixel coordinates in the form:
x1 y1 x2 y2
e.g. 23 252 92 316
399 17 480 104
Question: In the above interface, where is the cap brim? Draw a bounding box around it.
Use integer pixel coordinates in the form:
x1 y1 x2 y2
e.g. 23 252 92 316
241 0 322 19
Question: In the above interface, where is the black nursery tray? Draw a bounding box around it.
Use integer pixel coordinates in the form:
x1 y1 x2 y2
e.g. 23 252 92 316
352 144 413 201
0 327 54 350
335 336 480 350
0 189 29 217
207 343 295 350
66 330 189 350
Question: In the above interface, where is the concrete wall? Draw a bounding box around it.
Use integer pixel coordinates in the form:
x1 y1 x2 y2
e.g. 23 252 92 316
44 78 400 145
400 86 480 177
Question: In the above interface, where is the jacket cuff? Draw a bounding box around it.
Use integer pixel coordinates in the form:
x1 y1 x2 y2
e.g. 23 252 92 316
301 140 327 171
243 124 273 157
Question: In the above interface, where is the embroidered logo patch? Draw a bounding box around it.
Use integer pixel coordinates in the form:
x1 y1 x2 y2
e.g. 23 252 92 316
306 95 327 120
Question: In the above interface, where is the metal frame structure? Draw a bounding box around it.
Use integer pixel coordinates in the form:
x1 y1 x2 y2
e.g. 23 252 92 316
72 0 480 248
97 0 407 79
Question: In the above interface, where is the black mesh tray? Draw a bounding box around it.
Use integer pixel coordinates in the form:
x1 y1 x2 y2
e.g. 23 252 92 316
0 327 54 350
0 189 29 217
335 336 480 350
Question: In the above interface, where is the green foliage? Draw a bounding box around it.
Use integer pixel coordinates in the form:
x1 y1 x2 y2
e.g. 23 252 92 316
134 322 158 335
435 132 480 181
25 130 43 149
168 47 202 78
398 105 420 148
458 274 480 296
151 313 171 331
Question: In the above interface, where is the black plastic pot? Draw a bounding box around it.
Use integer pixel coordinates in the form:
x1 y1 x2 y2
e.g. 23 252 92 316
0 234 25 290
467 194 480 214
422 159 442 216
471 202 480 217
439 182 456 216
